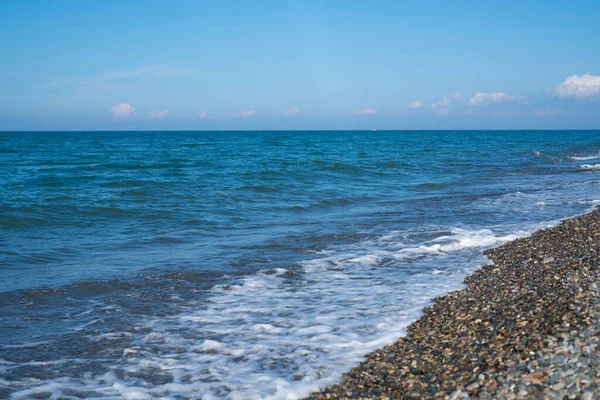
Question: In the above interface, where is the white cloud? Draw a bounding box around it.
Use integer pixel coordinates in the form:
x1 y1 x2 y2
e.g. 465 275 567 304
553 73 600 99
353 108 377 116
110 103 135 118
240 109 256 117
147 109 170 119
46 65 195 88
433 108 450 116
438 97 451 105
407 101 424 108
468 92 519 106
533 108 569 117
199 110 207 118
285 106 299 116
431 96 454 110
451 92 462 99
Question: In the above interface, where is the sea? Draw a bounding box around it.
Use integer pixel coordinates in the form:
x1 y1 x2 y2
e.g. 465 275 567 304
1 130 600 399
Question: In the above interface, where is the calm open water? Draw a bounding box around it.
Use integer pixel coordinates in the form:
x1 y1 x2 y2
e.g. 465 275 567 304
1 131 600 399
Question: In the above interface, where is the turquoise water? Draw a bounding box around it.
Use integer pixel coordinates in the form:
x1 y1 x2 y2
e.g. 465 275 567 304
1 131 600 398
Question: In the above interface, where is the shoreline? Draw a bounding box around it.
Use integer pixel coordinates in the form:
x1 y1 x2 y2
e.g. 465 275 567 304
308 207 600 399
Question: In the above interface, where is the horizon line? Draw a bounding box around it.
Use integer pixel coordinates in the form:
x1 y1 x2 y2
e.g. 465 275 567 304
1 128 599 133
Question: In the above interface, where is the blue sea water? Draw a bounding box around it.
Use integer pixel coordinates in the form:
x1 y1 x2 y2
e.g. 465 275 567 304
1 130 600 399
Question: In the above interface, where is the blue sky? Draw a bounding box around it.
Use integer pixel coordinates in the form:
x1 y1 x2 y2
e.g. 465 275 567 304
1 0 599 130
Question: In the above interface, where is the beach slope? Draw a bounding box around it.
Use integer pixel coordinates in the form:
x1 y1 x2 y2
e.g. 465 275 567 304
309 208 600 399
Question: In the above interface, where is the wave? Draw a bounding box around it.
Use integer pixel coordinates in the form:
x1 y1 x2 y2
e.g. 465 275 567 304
579 163 600 171
4 225 531 399
570 154 600 161
393 228 524 258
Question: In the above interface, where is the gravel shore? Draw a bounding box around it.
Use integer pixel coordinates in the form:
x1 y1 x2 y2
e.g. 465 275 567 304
308 208 600 399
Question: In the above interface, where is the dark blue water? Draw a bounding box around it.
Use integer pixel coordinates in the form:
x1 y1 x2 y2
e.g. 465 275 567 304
1 131 599 399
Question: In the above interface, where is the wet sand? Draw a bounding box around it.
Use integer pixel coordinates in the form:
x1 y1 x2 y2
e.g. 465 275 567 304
309 208 600 399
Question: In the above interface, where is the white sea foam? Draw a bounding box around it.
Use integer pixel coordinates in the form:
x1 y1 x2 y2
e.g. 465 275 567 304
344 254 382 264
578 199 600 204
1 341 51 349
8 227 531 400
571 154 600 161
418 228 522 253
580 163 600 170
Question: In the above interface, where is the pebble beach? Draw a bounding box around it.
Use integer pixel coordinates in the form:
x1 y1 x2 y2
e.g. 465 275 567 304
309 207 600 399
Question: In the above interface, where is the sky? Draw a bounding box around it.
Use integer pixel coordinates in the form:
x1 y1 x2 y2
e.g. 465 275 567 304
1 0 599 130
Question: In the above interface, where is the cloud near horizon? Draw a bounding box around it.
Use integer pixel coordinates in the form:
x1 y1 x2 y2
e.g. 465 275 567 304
353 108 377 116
553 73 600 99
285 106 299 116
433 108 450 116
240 110 256 117
147 109 170 119
430 93 460 110
110 103 135 118
24 66 600 127
407 101 424 108
431 97 451 110
468 92 519 106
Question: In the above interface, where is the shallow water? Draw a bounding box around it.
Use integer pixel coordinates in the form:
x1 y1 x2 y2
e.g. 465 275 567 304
1 131 599 399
